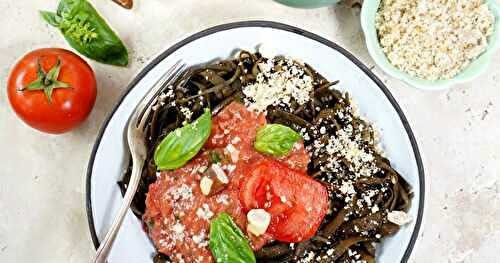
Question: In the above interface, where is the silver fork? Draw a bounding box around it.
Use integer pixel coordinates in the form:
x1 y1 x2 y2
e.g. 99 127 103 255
93 61 186 263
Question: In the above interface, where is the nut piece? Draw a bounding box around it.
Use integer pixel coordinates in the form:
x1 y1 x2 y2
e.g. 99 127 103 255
224 144 240 162
200 164 229 196
211 164 229 184
247 209 271 236
200 176 213 196
387 211 412 226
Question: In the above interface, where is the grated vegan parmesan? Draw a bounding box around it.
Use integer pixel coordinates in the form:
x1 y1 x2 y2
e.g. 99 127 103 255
375 0 495 80
195 203 214 221
179 106 193 121
243 58 313 112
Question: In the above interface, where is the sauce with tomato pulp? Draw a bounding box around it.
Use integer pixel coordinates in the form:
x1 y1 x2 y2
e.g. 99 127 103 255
143 102 328 263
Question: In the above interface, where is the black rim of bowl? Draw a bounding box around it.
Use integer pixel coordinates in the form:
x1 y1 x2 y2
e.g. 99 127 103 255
86 20 425 263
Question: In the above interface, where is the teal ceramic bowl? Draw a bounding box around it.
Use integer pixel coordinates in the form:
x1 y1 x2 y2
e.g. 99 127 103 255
274 0 339 8
361 0 500 90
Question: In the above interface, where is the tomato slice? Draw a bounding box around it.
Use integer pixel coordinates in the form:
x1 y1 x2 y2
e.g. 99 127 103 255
240 159 329 243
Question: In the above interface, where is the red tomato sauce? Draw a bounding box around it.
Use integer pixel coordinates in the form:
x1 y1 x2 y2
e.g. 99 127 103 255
143 102 311 263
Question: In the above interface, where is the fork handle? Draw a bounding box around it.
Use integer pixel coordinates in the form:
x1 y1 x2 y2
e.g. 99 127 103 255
92 158 144 263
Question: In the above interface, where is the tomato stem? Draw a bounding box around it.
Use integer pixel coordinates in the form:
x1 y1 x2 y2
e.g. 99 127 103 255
43 77 52 86
21 58 71 103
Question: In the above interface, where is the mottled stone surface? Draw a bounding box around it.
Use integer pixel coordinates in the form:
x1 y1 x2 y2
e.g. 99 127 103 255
0 0 499 262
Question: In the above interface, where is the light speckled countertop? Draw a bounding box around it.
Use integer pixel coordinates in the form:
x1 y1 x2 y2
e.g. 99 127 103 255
0 0 499 262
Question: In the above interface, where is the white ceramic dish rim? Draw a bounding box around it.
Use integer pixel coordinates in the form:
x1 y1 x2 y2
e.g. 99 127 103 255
85 21 425 262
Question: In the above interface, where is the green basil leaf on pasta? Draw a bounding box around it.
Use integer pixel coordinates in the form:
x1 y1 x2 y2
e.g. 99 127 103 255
154 109 211 170
254 124 301 157
209 213 256 263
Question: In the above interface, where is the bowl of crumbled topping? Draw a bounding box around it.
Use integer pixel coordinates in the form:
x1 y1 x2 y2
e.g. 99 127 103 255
361 0 500 90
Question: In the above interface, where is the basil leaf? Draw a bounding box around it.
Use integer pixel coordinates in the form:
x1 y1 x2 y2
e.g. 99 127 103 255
154 109 211 170
40 11 60 27
209 213 256 263
254 124 301 157
41 0 128 66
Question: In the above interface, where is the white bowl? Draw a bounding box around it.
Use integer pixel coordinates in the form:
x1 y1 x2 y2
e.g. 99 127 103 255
86 21 425 263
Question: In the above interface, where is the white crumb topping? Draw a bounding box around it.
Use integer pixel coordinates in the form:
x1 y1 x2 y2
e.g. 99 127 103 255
153 87 174 111
300 251 315 263
215 194 230 205
318 124 379 178
180 106 193 121
243 58 313 112
195 203 214 221
223 164 236 173
192 230 208 248
168 184 193 201
170 221 185 241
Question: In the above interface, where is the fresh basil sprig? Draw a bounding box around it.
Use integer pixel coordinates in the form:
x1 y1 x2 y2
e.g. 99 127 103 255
254 124 301 157
40 0 128 66
154 109 212 170
209 213 256 263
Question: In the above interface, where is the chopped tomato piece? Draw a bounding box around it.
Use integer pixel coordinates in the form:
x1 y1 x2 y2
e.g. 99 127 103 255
276 142 310 173
206 102 266 149
239 159 329 242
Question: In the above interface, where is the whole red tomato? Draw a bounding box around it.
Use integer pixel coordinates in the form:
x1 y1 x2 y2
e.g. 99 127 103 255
7 48 97 134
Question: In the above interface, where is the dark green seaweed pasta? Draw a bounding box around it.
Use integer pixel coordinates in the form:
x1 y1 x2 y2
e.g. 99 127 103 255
118 51 413 263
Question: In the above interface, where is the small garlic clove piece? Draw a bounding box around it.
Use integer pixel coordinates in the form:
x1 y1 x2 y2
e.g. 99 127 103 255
387 211 412 226
247 209 271 236
224 144 240 163
201 165 229 196
200 176 213 196
211 163 229 184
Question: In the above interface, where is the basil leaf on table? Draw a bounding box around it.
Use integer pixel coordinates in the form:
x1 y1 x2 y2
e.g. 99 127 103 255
154 109 212 170
209 213 256 263
254 124 301 157
40 0 128 66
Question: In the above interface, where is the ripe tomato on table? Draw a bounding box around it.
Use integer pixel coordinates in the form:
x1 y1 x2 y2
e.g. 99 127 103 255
240 158 329 243
7 48 97 134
